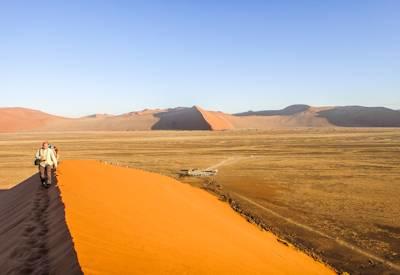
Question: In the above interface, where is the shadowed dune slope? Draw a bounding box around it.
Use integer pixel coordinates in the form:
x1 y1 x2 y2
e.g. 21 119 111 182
57 160 334 274
152 107 211 130
318 106 400 127
0 174 82 274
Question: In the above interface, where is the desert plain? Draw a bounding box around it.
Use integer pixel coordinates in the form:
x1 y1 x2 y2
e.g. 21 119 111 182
1 128 399 274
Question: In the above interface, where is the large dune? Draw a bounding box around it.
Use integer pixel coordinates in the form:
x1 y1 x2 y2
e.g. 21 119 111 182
53 160 334 274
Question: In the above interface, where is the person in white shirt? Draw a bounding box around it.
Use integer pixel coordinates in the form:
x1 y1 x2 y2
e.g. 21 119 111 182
35 141 58 187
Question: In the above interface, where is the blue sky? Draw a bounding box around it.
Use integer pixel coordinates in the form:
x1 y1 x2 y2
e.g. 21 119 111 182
1 1 399 117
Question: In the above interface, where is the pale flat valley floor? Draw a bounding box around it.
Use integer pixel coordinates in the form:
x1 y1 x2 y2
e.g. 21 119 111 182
1 129 399 274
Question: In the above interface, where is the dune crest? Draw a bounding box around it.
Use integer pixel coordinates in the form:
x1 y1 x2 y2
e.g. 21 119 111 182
57 160 334 274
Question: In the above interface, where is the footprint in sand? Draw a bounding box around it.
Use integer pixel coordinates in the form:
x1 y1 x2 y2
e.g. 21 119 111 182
6 184 50 275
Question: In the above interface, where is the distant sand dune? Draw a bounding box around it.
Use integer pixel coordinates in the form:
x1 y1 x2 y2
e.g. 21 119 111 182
1 105 400 132
0 107 65 132
152 107 211 130
317 106 400 127
196 106 235 130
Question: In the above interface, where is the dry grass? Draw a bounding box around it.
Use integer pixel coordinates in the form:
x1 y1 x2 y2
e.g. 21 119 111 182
1 128 400 273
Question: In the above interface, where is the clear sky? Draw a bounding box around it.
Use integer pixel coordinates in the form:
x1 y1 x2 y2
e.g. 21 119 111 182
1 1 399 117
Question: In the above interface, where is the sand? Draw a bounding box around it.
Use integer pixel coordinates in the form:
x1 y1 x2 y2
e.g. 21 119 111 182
57 160 334 274
196 106 235 130
0 174 82 274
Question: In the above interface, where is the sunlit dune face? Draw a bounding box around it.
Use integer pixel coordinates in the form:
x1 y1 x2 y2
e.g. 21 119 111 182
57 160 334 274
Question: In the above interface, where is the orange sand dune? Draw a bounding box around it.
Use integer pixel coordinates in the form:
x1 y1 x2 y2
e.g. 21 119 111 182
0 107 66 132
57 160 334 274
196 106 235 130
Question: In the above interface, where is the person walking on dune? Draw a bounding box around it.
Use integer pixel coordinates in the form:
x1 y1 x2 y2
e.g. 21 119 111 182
35 141 58 188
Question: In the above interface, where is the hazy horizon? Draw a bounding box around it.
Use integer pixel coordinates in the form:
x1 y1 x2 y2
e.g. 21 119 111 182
2 103 400 119
1 1 399 117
